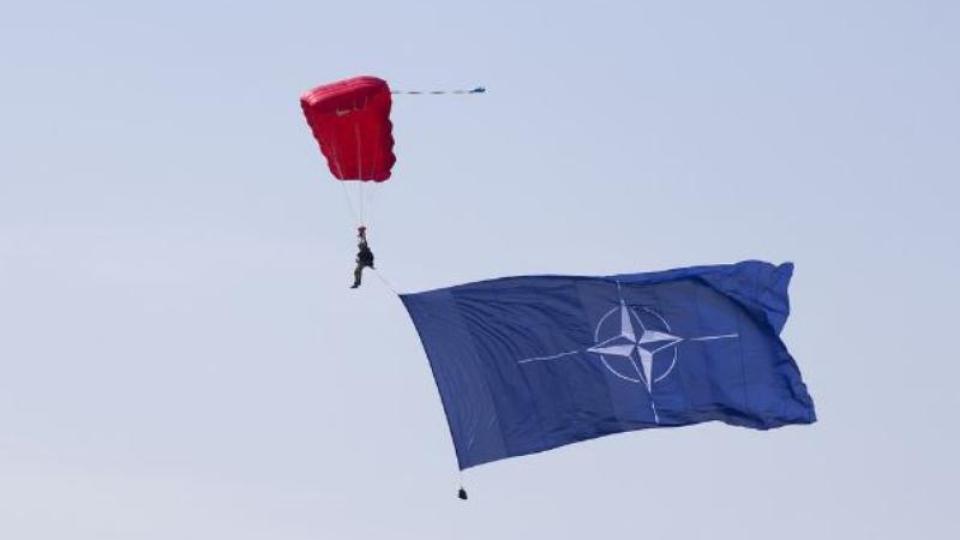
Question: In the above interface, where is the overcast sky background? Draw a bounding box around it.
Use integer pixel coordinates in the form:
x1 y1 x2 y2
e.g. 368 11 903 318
2 1 958 538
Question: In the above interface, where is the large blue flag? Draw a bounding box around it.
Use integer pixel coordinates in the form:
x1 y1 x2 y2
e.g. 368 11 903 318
401 261 816 469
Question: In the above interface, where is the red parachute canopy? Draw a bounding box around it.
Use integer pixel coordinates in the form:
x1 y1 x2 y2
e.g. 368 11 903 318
300 76 396 182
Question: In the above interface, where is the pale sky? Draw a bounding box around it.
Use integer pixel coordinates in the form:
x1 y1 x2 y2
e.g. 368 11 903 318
1 1 958 538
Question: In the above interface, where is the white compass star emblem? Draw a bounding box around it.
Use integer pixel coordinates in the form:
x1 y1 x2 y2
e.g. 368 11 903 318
517 283 739 423
587 300 684 392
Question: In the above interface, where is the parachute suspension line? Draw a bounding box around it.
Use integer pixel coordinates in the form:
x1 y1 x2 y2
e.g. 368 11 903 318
358 183 374 232
339 181 361 227
331 146 361 227
360 180 367 225
354 122 365 226
391 86 486 96
365 182 379 231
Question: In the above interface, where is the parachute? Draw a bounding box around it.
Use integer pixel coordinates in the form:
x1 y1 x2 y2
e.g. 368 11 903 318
300 76 396 182
300 75 482 290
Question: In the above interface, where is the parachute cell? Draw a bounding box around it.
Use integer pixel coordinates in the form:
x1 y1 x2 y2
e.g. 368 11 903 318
300 76 396 182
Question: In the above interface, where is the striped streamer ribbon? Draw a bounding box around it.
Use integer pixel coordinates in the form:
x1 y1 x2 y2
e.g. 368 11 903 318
391 86 486 95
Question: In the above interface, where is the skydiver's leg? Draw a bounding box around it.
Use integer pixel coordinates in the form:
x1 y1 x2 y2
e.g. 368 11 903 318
351 264 362 288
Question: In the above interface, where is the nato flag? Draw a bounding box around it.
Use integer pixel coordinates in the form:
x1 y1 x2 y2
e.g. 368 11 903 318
401 261 816 470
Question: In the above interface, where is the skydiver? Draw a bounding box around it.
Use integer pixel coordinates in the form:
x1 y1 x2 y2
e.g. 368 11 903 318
350 226 375 289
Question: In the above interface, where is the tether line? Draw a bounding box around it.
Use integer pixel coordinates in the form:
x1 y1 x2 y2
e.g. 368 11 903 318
372 267 399 295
